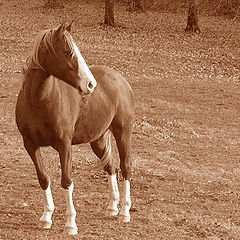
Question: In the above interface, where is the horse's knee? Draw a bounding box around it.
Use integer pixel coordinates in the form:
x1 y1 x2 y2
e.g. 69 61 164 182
120 160 131 180
38 173 50 190
61 175 72 189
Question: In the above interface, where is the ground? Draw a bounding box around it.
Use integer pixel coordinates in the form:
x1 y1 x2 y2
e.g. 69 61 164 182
1 0 240 239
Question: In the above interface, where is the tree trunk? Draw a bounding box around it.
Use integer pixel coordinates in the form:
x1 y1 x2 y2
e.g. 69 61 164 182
185 0 201 33
128 0 144 12
104 0 115 26
47 0 55 6
44 0 60 8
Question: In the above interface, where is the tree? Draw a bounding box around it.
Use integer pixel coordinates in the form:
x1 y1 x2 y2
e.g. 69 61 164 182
46 0 56 6
104 0 115 26
44 0 63 8
128 0 144 12
185 0 201 33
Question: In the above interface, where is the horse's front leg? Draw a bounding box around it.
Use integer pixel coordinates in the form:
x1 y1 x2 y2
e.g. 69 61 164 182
58 142 78 235
23 138 54 229
119 179 131 222
39 184 54 229
107 173 120 216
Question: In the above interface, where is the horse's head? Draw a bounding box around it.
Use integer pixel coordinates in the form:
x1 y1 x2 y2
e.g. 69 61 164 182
41 22 97 95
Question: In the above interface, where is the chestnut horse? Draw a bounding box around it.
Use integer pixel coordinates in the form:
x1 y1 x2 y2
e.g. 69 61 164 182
15 22 134 235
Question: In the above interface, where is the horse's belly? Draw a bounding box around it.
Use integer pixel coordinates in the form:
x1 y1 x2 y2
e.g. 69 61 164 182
72 118 111 144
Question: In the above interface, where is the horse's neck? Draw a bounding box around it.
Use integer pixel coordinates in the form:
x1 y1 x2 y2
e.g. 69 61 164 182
24 69 57 108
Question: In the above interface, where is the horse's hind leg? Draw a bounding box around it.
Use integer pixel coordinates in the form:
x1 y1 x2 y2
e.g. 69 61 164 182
90 131 120 216
23 138 54 229
112 120 133 223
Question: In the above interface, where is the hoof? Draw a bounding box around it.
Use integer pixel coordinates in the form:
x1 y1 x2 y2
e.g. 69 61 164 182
65 227 78 235
39 220 52 229
119 214 130 223
106 208 119 216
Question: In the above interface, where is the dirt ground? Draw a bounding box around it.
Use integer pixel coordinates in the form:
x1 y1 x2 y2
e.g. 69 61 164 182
1 0 240 239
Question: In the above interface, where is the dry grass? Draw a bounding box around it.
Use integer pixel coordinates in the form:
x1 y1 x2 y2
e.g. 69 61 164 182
1 0 240 239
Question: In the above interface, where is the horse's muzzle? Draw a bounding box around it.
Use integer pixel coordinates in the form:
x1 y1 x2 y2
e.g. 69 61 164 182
77 80 96 95
87 81 95 93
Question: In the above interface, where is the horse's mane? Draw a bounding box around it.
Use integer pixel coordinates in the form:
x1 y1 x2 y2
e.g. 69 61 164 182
23 27 74 76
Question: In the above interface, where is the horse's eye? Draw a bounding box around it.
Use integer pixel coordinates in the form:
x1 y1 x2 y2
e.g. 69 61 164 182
65 51 73 57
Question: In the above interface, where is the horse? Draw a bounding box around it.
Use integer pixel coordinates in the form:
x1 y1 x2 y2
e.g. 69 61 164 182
15 22 135 235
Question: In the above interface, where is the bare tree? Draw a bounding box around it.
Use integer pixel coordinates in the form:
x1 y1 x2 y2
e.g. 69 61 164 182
46 0 56 6
185 0 201 33
128 0 144 12
104 0 115 26
44 0 61 8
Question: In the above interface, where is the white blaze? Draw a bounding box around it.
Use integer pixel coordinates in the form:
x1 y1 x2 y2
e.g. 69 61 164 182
72 41 97 89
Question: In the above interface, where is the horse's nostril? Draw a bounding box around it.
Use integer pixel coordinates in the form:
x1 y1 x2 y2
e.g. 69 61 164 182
87 81 94 91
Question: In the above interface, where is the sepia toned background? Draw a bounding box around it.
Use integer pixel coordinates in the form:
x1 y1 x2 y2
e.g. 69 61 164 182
1 0 240 239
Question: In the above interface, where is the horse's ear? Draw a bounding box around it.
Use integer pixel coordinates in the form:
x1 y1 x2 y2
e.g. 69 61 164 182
55 22 67 37
66 20 74 33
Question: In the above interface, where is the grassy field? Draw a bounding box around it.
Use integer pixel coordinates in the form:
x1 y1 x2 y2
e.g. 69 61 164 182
1 0 240 239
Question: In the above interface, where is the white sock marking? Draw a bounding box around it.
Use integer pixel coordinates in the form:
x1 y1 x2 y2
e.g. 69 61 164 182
107 174 119 215
39 184 54 226
64 182 78 233
120 179 131 222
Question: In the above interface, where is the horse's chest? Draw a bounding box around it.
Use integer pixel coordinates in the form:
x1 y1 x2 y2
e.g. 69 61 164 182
21 120 62 147
18 107 71 147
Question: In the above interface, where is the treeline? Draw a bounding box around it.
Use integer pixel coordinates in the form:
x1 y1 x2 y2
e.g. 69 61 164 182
46 0 240 16
122 0 240 15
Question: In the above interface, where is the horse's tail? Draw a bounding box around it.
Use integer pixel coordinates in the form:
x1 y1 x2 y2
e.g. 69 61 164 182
90 131 112 170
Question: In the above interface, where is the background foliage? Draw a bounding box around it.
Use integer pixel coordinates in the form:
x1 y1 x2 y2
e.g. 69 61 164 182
47 0 240 18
